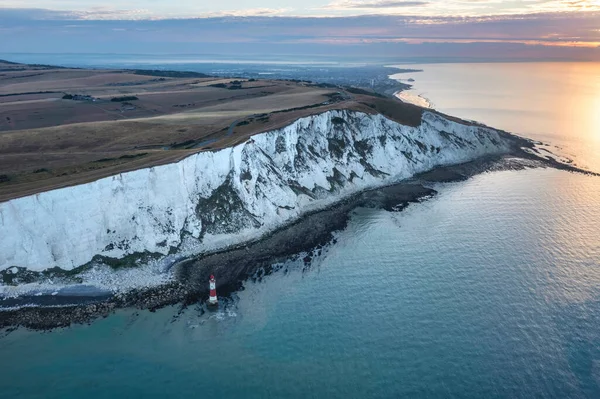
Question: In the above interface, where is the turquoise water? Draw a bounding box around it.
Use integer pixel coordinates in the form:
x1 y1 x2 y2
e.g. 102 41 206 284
2 168 599 398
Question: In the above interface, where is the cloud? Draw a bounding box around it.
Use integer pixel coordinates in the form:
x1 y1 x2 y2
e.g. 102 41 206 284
0 7 155 20
0 6 292 20
1 10 600 61
74 8 154 20
324 0 429 9
1 7 599 51
0 7 72 20
1 0 600 19
196 8 292 17
519 0 600 13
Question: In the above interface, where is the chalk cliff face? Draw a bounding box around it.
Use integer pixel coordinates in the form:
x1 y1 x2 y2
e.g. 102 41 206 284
0 110 513 273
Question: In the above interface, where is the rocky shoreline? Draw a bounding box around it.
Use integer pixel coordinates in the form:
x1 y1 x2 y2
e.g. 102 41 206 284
0 178 437 330
3 132 595 331
0 144 554 331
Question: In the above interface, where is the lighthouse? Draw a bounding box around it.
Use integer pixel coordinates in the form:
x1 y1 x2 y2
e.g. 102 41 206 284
208 275 218 307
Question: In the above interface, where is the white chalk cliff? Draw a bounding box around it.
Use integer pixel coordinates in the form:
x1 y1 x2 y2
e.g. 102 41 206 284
0 110 514 273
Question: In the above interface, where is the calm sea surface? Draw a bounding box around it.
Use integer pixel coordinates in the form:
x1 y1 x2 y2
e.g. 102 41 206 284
1 169 599 398
391 63 600 172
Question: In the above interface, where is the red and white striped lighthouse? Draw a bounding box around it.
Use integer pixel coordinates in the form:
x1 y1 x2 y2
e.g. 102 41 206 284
208 275 218 306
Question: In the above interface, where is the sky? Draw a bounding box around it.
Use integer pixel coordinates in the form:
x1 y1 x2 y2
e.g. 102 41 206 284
2 0 600 18
1 1 599 61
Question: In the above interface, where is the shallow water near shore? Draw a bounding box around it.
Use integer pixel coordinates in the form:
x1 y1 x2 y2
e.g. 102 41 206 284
1 168 599 398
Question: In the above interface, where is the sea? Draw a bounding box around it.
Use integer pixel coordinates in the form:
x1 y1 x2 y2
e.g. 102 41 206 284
391 62 600 172
1 61 600 398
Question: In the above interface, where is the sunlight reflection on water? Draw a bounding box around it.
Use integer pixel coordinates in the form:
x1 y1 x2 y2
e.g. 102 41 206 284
391 62 600 172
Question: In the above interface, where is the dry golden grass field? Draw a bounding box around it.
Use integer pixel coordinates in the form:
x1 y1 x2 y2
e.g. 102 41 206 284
0 60 423 202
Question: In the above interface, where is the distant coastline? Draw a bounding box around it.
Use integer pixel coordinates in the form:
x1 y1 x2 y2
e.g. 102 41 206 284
386 66 431 107
394 90 432 109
